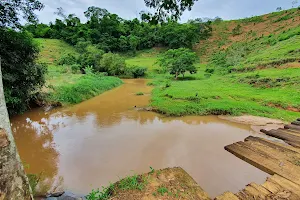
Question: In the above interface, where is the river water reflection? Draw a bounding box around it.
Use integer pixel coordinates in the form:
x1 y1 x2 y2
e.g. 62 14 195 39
11 79 268 198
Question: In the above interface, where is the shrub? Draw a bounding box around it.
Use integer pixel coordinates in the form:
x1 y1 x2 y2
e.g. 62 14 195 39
232 24 242 36
136 92 144 96
58 53 78 65
71 64 81 73
84 66 94 75
205 68 215 74
130 66 147 78
100 53 126 76
209 51 228 68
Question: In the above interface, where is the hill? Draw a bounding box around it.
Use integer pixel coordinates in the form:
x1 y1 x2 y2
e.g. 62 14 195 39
127 8 300 121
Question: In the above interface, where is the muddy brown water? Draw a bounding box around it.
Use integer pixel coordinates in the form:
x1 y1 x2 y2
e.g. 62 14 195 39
11 79 268 198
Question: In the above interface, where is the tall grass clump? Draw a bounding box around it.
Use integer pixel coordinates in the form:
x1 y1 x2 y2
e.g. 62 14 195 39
49 74 123 104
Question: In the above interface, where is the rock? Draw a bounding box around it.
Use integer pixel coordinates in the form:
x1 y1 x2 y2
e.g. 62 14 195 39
48 191 65 197
57 191 82 200
46 198 58 200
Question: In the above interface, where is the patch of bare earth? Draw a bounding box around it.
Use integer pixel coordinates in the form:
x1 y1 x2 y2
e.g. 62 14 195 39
278 62 300 69
218 115 285 133
110 167 210 200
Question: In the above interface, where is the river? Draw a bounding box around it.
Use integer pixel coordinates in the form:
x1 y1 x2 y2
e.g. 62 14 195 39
11 79 268 198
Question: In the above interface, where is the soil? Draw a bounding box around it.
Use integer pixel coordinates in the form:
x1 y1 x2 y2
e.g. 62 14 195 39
110 167 210 200
218 115 285 133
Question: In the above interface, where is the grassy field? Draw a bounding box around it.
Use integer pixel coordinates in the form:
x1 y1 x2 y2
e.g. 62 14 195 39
34 38 79 64
34 38 123 105
124 9 300 121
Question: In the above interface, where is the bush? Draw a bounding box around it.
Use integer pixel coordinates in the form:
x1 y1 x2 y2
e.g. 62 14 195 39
209 51 228 68
100 53 126 76
58 53 78 65
130 66 147 78
232 24 242 36
205 68 215 74
0 29 47 115
78 47 105 72
71 64 81 73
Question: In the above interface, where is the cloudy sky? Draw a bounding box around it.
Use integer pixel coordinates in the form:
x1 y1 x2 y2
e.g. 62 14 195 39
37 0 296 23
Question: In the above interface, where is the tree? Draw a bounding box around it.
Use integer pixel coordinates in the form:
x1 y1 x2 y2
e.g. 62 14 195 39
0 1 44 199
144 0 198 22
0 58 34 200
276 7 282 11
1 29 46 115
0 0 44 28
159 48 198 79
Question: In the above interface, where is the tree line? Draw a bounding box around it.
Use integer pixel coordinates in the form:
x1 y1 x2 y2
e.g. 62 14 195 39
25 7 212 52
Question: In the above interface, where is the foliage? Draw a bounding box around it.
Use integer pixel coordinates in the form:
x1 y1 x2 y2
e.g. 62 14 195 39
71 64 81 73
0 29 47 115
159 48 198 79
78 45 105 71
49 74 123 104
86 169 151 200
25 7 211 53
0 0 44 28
100 53 126 76
136 92 144 95
144 0 198 22
27 173 42 195
58 53 78 65
86 184 115 200
129 66 148 78
232 24 242 36
157 186 169 196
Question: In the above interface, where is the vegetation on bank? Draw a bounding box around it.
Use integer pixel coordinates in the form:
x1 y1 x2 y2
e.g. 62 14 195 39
87 167 206 200
48 74 122 104
125 8 300 121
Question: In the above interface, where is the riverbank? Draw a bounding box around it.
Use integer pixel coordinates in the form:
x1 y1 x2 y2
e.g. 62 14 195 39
34 39 123 107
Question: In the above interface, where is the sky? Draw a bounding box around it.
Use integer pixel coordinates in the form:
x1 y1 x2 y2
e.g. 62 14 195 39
37 0 297 24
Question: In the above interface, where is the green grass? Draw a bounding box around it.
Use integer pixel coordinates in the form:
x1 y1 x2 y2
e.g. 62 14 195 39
34 38 79 64
125 50 160 74
244 35 300 65
48 74 123 104
150 69 299 121
86 170 150 200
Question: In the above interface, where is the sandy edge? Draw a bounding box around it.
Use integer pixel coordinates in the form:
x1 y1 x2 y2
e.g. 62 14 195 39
218 115 286 132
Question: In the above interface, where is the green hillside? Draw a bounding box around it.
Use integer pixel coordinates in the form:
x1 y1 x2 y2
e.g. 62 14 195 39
127 8 300 121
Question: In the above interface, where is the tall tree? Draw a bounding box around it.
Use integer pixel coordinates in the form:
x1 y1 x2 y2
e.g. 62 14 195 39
0 0 44 199
0 59 33 200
